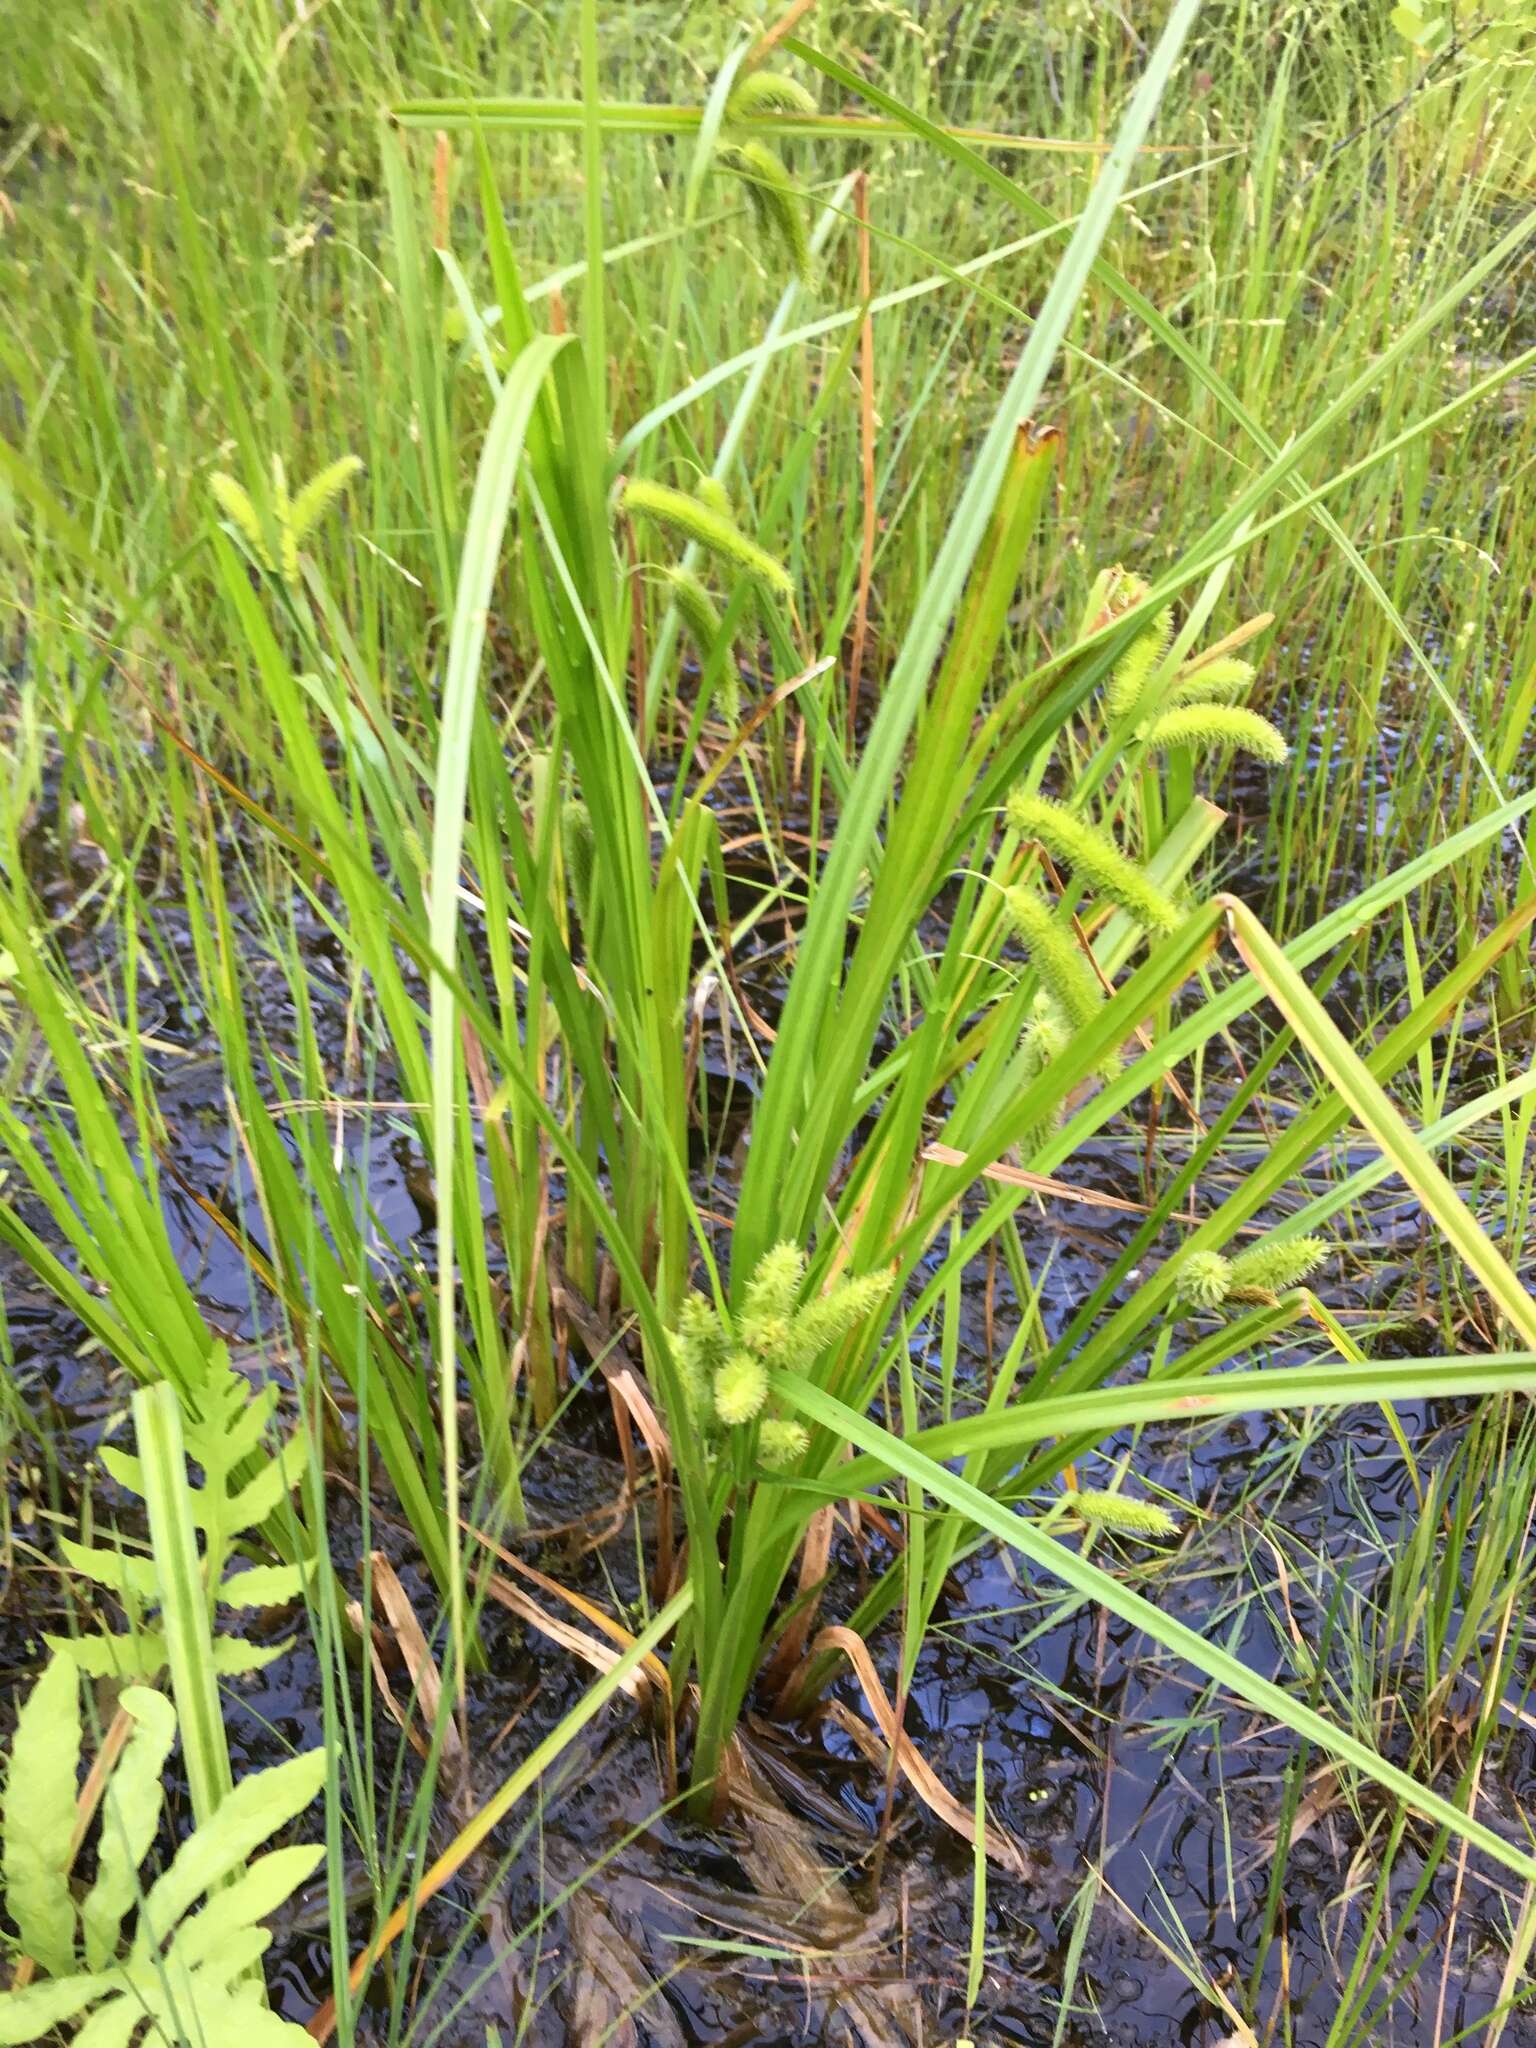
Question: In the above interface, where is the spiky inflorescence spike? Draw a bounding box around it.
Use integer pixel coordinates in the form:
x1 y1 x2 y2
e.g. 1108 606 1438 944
744 1244 806 1323
209 473 273 571
270 456 299 585
289 453 363 544
561 799 595 926
1105 605 1174 718
1142 705 1289 766
1007 793 1180 935
781 1270 892 1369
665 566 724 658
714 1350 769 1427
672 1292 731 1424
1068 1489 1180 1540
740 1242 806 1363
1174 1249 1232 1308
727 69 818 118
1228 1235 1328 1298
622 477 792 596
1004 888 1103 1034
757 1417 810 1469
693 475 734 523
717 140 811 285
1005 888 1122 1084
1165 655 1255 707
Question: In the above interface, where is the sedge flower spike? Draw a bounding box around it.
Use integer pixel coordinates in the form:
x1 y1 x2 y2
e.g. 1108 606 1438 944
1174 1249 1232 1308
1229 1235 1328 1297
758 1418 810 1470
714 1350 769 1428
1069 1489 1180 1541
1007 792 1180 935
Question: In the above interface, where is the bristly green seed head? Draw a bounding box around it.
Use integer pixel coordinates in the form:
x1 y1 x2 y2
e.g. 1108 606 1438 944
693 475 734 522
1105 603 1174 719
727 69 818 120
209 472 273 573
672 1292 732 1425
1141 705 1289 766
714 1350 769 1427
744 1243 806 1323
716 139 812 285
664 566 724 660
1174 1249 1232 1308
622 476 793 596
561 799 595 921
1006 792 1181 935
1067 1489 1180 1540
1228 1234 1328 1296
1003 888 1121 1083
781 1269 892 1368
757 1417 810 1469
1004 887 1103 1033
1166 654 1255 706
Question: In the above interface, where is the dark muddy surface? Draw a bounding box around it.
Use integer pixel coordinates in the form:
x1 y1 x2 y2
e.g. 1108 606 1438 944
3 765 1535 2046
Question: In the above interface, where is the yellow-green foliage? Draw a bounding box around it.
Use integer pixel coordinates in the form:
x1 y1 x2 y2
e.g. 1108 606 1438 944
0 1656 323 2038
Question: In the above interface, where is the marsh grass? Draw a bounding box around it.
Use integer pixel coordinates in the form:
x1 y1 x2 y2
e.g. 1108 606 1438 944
2 0 1535 2037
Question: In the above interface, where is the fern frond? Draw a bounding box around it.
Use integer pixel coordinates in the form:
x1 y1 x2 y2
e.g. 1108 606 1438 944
1105 604 1173 718
622 477 792 595
1007 792 1180 934
3 1654 80 1978
288 453 363 544
1142 704 1289 765
717 140 811 284
209 473 273 571
727 69 818 118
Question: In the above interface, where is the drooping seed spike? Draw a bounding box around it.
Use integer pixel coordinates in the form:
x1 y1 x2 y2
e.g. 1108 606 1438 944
1142 705 1290 766
1007 792 1181 934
